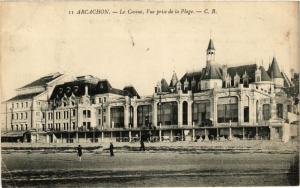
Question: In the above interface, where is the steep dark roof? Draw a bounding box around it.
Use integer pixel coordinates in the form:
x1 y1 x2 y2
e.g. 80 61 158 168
123 86 140 98
49 79 127 100
7 92 42 101
19 73 62 89
227 64 257 83
268 57 283 78
282 72 292 87
161 79 170 92
260 66 272 81
201 64 222 80
207 39 215 50
179 70 202 91
169 71 178 87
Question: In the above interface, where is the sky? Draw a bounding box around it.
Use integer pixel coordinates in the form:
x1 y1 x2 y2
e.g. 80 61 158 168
1 2 299 101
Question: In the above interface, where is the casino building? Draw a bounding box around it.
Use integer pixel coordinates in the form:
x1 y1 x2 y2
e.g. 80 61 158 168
1 39 299 143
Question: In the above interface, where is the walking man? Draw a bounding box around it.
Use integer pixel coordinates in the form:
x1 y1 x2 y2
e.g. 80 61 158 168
77 145 82 161
109 142 114 156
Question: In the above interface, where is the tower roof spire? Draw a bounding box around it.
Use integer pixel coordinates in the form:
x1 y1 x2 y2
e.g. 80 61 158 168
207 39 215 51
268 56 283 78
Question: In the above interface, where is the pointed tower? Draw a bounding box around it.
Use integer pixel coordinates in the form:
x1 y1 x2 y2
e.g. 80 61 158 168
268 57 284 88
169 71 178 88
206 39 216 65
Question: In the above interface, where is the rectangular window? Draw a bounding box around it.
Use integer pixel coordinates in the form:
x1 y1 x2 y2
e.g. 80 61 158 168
192 102 210 126
72 122 76 130
217 103 238 123
87 110 91 118
98 109 101 114
244 106 249 122
137 105 152 127
99 119 101 125
12 103 14 109
287 105 292 112
21 103 24 108
72 109 76 116
263 104 271 120
26 102 28 108
83 110 86 118
110 107 124 128
12 114 14 120
157 102 178 126
104 97 106 102
277 104 283 119
87 122 91 130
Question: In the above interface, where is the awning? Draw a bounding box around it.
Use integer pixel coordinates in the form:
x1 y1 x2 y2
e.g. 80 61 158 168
1 131 27 138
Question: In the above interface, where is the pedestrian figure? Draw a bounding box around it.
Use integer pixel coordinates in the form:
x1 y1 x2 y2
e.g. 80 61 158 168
140 138 145 151
77 145 82 161
109 142 114 156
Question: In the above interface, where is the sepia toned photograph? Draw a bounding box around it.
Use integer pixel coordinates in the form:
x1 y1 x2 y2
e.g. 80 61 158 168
0 1 299 187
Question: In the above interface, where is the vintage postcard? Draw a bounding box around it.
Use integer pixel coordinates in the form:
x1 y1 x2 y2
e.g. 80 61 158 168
0 1 299 187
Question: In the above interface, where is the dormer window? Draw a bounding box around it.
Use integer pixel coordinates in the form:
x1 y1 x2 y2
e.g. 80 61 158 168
73 86 79 93
243 77 249 87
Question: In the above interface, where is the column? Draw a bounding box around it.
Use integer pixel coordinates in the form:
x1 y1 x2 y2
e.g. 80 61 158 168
192 122 195 141
238 96 244 125
106 106 111 128
153 102 157 127
61 133 63 143
84 132 87 143
170 130 173 142
204 128 209 141
101 131 104 142
242 127 245 140
133 105 138 128
129 130 132 142
124 105 129 129
216 128 219 140
178 101 182 128
250 99 256 125
76 132 79 143
255 127 258 139
159 123 162 141
187 101 192 127
211 97 218 127
229 127 232 140
270 98 277 120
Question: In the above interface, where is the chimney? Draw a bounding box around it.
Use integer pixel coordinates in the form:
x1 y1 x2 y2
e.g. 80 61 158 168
290 68 295 81
222 65 228 79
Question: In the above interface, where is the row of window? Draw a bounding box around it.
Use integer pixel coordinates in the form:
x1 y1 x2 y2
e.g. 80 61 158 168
44 110 76 120
43 122 77 131
12 112 28 120
91 97 107 104
11 102 29 109
83 110 91 118
11 124 29 131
